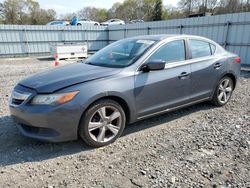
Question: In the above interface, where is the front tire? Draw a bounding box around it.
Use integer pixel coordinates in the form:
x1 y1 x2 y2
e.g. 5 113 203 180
79 99 126 147
211 76 234 106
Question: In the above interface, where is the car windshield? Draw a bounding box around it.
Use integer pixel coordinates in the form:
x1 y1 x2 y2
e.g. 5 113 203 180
51 21 61 25
85 39 156 68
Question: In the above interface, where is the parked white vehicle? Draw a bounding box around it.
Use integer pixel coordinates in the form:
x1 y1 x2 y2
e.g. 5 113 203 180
47 21 70 26
130 19 144 24
77 18 100 26
101 19 125 26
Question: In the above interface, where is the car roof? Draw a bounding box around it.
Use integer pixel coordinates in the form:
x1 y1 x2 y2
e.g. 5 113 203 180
129 34 215 42
110 19 122 21
129 34 178 41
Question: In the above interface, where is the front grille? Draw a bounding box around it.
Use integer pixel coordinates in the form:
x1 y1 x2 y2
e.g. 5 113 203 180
12 98 25 105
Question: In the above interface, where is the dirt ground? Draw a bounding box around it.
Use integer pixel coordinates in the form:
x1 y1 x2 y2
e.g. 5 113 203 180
0 58 249 187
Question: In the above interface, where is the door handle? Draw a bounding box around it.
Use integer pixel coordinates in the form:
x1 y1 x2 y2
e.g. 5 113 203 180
178 72 190 79
214 62 222 69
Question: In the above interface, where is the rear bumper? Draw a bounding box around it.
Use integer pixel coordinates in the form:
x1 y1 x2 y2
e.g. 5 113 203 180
9 102 82 142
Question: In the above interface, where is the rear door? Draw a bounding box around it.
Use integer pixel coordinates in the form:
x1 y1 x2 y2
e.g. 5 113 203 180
188 39 225 101
134 39 192 118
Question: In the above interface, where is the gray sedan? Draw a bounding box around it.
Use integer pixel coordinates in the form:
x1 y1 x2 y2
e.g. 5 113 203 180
9 35 241 147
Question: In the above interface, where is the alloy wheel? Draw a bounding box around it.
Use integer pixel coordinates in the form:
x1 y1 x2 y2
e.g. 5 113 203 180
217 78 233 104
88 106 122 143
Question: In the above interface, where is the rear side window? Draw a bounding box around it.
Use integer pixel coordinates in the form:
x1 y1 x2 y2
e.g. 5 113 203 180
148 40 186 63
189 39 211 58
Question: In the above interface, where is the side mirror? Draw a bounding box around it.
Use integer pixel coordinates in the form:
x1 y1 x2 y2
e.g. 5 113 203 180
140 60 165 72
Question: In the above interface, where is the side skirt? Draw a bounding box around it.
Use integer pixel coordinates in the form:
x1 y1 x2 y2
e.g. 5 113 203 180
137 97 211 120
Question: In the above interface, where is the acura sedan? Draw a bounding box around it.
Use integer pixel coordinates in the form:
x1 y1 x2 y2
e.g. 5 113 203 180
9 35 241 147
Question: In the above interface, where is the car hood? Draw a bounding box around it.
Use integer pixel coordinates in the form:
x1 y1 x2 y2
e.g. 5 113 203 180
19 63 122 93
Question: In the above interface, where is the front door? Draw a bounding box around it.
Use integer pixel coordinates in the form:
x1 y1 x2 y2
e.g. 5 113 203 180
134 39 191 118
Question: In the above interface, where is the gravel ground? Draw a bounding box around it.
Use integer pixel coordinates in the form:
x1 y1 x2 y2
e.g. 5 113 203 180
0 58 249 187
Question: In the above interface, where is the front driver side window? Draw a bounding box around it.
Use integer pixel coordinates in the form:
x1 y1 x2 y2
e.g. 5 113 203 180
148 40 186 63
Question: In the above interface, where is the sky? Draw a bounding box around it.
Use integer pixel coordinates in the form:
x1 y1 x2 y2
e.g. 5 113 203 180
3 0 178 15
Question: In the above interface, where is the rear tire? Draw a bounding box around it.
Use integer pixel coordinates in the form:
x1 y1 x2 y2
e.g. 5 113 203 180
79 99 126 147
211 76 234 106
77 23 82 26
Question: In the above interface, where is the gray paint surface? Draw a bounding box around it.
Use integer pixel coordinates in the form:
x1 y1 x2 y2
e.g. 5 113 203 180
0 12 249 65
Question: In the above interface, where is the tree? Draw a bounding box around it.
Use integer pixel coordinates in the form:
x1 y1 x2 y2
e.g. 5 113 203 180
95 8 109 22
164 5 184 19
217 0 241 13
108 2 122 19
178 0 192 16
116 0 140 21
206 0 219 13
24 0 55 24
143 0 156 21
152 0 163 21
0 3 4 23
108 0 163 21
1 0 26 24
77 7 108 22
60 13 76 21
108 0 142 21
60 0 250 23
177 0 250 16
0 0 56 25
34 9 56 25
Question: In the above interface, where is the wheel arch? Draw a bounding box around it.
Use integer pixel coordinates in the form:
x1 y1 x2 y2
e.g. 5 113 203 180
211 71 237 99
96 95 131 123
211 71 238 100
221 72 237 90
77 94 134 134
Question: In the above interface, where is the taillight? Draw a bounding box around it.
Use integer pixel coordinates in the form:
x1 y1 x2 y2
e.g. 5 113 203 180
235 57 241 63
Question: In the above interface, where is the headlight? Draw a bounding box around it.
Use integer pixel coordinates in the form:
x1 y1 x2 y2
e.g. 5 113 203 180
31 91 79 105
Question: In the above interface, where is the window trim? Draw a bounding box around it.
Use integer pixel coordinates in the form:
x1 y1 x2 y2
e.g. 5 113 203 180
188 38 212 59
187 38 216 59
209 43 216 55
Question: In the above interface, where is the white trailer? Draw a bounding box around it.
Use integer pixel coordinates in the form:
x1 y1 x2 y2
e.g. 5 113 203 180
50 43 88 60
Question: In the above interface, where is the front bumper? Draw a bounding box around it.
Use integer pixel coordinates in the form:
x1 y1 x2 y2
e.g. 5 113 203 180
10 103 82 142
9 85 83 142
